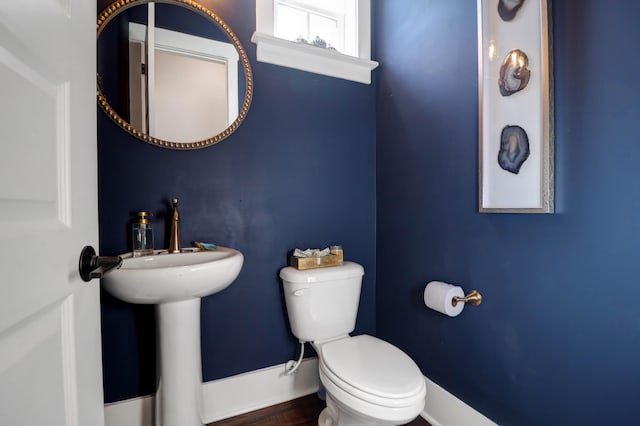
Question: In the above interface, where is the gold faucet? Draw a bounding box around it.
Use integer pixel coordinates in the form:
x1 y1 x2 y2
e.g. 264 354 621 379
169 198 181 253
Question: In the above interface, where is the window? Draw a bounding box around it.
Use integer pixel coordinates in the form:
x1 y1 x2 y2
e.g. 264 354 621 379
274 0 355 56
252 0 378 84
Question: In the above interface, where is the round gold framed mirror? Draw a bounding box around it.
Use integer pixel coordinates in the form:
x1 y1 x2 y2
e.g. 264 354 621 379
97 0 253 150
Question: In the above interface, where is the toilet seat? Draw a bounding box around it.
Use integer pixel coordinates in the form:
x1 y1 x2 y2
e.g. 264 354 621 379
319 335 426 409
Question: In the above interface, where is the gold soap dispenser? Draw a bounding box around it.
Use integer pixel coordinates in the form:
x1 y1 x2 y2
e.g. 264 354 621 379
132 211 154 257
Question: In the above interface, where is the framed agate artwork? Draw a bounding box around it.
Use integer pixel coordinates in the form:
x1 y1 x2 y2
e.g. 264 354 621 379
477 0 554 213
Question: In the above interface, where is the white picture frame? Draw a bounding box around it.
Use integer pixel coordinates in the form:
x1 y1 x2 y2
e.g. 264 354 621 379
477 0 554 213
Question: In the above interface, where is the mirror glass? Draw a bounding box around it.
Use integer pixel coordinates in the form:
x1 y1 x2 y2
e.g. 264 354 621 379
97 0 252 149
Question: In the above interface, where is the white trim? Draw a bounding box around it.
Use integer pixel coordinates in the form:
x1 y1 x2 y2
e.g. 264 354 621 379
145 4 156 135
356 0 371 59
56 82 71 228
128 23 239 63
61 297 79 426
104 358 320 426
251 32 378 84
104 394 154 426
253 0 377 84
255 0 275 38
422 377 498 426
203 358 319 422
129 21 240 128
104 361 498 426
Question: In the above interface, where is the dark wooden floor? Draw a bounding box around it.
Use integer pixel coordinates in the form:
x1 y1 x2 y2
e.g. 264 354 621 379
209 394 431 426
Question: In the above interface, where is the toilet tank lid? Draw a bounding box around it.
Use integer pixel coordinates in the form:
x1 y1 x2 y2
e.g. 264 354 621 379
280 261 364 283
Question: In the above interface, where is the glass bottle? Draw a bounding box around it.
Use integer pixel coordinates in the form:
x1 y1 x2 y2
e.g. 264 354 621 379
132 211 154 257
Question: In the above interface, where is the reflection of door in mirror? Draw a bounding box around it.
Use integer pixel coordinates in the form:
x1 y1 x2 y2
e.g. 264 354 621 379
97 0 253 149
127 4 239 143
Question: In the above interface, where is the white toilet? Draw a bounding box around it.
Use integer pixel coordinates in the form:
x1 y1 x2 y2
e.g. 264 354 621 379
280 262 426 426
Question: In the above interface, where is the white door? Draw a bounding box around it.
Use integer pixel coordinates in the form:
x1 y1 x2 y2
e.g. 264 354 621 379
0 1 103 425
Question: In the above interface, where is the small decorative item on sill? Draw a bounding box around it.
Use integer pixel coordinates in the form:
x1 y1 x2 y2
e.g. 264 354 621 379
290 247 341 270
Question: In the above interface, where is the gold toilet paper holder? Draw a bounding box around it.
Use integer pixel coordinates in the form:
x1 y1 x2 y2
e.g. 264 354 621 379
451 290 482 307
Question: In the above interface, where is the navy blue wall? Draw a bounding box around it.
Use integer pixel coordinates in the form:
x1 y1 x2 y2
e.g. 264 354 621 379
375 1 640 425
98 0 376 403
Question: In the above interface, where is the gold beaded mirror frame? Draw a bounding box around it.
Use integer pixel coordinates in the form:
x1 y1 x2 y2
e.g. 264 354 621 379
97 0 253 150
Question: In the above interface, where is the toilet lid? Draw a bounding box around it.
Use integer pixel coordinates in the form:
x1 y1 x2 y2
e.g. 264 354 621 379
320 335 424 400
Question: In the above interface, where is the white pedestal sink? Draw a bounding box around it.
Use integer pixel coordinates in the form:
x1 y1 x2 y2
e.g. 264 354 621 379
102 247 243 426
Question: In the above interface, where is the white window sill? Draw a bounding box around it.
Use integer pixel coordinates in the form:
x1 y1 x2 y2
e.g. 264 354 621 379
251 32 378 84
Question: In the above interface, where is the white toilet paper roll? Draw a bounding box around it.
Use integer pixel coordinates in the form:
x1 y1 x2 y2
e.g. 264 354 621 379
424 281 465 317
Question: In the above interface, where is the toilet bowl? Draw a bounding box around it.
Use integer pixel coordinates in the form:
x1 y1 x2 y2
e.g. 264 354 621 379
280 262 426 426
316 335 426 425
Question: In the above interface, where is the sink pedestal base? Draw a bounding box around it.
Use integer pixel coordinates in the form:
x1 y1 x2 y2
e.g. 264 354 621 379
156 298 204 426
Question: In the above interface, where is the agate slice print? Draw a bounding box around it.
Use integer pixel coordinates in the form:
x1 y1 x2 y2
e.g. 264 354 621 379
499 49 531 96
498 125 530 174
498 0 526 21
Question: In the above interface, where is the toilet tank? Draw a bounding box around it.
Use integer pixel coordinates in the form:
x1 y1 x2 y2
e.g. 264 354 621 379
280 261 364 342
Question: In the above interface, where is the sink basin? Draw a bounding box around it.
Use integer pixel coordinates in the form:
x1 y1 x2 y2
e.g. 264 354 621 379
102 247 243 304
101 246 243 426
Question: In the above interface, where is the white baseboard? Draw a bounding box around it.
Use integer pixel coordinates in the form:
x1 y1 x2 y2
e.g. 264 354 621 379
104 358 320 426
422 377 497 426
104 360 497 426
202 358 320 422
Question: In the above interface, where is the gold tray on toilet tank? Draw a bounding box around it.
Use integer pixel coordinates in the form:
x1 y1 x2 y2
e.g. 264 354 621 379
290 254 340 270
